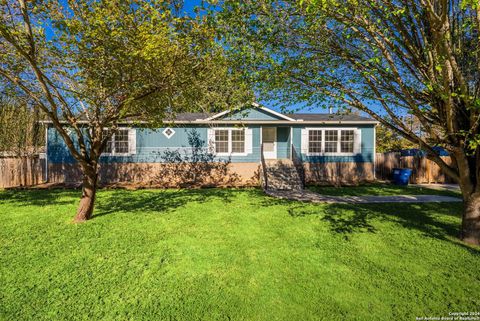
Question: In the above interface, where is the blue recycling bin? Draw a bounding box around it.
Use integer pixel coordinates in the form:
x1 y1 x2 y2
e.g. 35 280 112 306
393 168 413 185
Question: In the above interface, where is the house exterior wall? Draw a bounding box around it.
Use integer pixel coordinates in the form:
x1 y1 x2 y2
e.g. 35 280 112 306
47 125 264 164
292 124 375 184
46 122 376 186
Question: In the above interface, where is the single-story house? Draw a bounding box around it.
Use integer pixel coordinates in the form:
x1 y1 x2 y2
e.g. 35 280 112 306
44 104 378 188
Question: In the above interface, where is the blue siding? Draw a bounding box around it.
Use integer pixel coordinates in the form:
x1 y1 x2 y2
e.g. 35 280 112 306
47 128 84 164
47 125 263 164
47 123 375 165
276 127 290 159
107 126 209 163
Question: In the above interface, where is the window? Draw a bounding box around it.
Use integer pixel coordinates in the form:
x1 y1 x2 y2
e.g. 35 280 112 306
306 128 359 155
213 128 246 154
308 130 322 153
324 130 338 153
115 129 129 154
103 128 131 155
215 130 229 153
340 130 355 153
232 129 245 153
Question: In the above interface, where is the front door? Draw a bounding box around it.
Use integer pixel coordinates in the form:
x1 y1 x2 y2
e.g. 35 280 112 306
262 127 277 159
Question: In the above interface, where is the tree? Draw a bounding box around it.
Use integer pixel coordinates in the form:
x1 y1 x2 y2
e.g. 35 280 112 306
0 97 44 155
376 124 415 153
213 0 480 245
0 0 251 222
376 117 420 152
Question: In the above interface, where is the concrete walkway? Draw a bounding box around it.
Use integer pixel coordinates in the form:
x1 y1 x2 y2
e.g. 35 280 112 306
412 183 460 192
265 189 463 204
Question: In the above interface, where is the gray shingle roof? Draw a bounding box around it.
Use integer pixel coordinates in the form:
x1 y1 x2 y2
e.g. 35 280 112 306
171 112 211 121
42 110 376 124
287 113 375 122
171 112 375 122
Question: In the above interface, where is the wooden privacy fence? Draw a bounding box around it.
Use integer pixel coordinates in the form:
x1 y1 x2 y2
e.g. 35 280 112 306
0 156 45 188
375 152 455 184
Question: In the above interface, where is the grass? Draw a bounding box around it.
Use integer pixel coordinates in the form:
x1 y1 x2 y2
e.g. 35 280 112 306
308 182 461 197
0 187 478 321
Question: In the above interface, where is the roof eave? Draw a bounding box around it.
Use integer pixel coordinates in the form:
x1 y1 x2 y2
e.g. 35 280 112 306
40 119 379 125
194 120 379 125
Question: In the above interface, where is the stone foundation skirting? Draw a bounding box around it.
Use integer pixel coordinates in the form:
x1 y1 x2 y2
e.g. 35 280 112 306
304 162 375 185
47 161 374 188
48 162 261 188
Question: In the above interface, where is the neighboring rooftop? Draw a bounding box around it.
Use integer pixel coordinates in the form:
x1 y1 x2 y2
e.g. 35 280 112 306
282 113 375 122
171 112 210 121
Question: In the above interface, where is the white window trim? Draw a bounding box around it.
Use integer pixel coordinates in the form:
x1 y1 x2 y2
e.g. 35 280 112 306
305 127 360 156
101 128 133 157
212 127 248 156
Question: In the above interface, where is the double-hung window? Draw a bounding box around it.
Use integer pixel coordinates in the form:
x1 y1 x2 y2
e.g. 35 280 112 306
213 128 246 155
340 130 355 153
324 130 338 153
305 128 360 155
214 130 229 154
103 128 133 156
231 129 245 153
308 130 322 154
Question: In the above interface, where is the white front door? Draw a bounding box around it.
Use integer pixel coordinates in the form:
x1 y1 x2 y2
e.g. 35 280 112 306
262 127 277 159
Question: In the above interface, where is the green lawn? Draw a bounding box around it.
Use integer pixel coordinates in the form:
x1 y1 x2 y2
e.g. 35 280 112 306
308 182 461 197
0 187 478 321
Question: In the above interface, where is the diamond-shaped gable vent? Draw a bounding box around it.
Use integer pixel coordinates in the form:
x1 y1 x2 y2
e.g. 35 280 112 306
163 127 175 139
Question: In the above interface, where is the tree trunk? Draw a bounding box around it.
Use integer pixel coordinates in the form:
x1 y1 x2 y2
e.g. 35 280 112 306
73 170 98 222
461 192 480 246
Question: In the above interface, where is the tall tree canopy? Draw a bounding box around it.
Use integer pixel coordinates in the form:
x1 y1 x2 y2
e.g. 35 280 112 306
0 0 251 221
376 120 419 153
213 0 480 245
0 97 44 155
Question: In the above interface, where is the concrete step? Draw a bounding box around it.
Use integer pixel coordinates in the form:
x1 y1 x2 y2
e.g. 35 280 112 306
266 173 300 180
265 168 298 173
261 159 304 191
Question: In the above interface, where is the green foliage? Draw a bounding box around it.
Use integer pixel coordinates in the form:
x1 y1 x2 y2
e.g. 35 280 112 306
0 188 478 320
42 0 249 122
376 123 417 152
460 0 479 10
0 97 44 154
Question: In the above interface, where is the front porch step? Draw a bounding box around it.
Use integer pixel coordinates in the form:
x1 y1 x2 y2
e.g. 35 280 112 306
260 159 304 191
